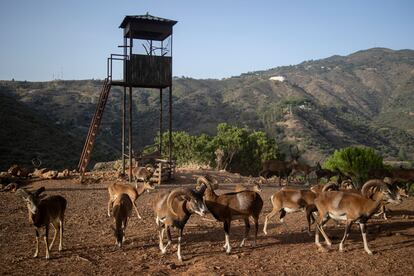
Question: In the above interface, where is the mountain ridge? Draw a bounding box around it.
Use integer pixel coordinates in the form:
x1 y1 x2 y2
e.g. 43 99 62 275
1 47 413 168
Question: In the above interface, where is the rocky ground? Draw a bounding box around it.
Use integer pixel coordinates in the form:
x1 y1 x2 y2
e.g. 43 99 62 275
1 168 413 275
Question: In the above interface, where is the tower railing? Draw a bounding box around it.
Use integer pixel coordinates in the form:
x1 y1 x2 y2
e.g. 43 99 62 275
107 54 129 82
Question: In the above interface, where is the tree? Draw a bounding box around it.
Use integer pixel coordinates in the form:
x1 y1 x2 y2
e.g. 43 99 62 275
155 131 209 166
153 123 279 175
324 146 384 188
210 123 279 175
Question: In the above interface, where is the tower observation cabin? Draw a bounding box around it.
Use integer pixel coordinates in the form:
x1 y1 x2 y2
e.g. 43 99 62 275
78 14 178 183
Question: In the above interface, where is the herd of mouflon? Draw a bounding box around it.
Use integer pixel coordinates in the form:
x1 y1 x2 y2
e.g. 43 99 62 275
3 161 412 262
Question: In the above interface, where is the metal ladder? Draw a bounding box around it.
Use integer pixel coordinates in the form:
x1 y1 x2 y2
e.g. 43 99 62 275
78 78 111 181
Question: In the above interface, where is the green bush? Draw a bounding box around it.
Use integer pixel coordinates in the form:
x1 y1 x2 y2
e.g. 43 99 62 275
324 146 385 188
154 123 279 175
155 131 213 166
210 123 280 175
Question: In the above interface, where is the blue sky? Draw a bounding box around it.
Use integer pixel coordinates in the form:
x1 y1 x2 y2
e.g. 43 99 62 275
0 0 413 81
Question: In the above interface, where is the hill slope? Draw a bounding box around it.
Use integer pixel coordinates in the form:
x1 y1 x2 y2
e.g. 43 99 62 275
1 47 413 167
0 91 114 171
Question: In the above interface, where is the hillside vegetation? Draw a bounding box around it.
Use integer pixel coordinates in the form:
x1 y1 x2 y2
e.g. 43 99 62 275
0 91 114 171
1 48 413 169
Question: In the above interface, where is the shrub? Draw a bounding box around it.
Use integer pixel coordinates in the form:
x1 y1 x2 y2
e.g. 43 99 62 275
324 146 384 188
210 123 280 175
155 131 213 166
154 123 279 175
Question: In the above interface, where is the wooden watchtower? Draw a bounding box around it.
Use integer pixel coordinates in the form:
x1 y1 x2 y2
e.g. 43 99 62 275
78 14 177 183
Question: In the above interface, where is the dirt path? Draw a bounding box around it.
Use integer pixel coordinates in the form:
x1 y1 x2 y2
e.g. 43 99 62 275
1 169 413 275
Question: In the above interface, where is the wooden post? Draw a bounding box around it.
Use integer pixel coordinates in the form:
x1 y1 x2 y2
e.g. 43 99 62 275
169 33 173 180
128 36 133 182
128 86 132 182
122 37 127 175
168 85 172 164
159 88 163 155
122 86 126 175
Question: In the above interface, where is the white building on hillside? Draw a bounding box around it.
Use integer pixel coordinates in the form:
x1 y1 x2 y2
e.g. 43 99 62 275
269 75 285 82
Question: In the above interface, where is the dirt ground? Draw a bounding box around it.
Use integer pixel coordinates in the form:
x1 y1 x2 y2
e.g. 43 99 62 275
1 168 414 275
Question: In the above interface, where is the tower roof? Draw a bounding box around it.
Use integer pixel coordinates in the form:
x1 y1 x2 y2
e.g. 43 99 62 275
119 14 177 40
